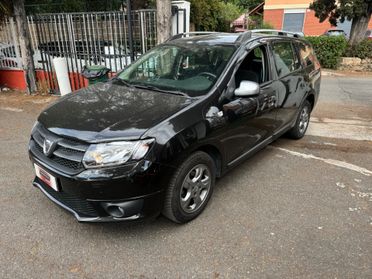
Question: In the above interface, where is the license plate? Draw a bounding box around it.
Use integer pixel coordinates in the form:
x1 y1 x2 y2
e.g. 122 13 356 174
34 164 59 191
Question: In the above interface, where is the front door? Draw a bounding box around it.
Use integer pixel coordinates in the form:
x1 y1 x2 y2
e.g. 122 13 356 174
216 44 280 166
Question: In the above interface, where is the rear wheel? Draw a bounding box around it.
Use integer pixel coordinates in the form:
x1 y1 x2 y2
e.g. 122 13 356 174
162 151 215 223
287 100 311 139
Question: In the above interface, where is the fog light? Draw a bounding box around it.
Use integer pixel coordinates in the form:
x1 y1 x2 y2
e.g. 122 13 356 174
101 199 144 219
106 205 125 218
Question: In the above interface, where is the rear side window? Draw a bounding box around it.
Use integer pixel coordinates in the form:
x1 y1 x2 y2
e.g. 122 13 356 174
297 42 320 70
297 42 314 66
271 41 301 78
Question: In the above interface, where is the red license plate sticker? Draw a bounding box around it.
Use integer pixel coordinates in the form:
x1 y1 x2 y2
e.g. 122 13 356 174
34 164 59 191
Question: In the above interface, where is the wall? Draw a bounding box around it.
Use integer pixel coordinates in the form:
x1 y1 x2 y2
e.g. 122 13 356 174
0 69 115 92
263 9 284 29
303 9 333 35
0 70 26 90
264 0 372 36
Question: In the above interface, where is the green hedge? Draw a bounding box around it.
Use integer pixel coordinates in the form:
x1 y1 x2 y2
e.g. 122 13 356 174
305 36 347 69
344 39 372 59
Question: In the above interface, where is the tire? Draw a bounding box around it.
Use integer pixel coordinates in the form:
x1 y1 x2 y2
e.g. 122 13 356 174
162 151 216 223
287 100 312 139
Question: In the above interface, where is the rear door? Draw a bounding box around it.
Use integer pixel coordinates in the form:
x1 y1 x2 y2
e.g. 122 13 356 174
269 40 306 128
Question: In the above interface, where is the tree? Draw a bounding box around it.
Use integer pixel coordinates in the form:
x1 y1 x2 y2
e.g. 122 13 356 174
189 0 242 31
310 0 372 45
14 0 37 93
156 0 172 43
216 1 243 32
1 0 37 93
232 0 262 10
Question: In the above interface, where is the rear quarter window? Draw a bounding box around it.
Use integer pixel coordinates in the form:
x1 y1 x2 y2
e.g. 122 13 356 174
297 42 320 70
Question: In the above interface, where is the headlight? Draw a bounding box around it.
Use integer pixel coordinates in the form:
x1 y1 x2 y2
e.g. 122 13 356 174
82 139 154 168
31 121 38 133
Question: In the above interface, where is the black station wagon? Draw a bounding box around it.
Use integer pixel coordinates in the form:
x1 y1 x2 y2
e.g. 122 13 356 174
29 30 321 223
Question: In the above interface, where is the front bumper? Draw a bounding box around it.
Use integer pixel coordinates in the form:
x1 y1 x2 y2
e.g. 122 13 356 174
33 178 163 222
29 154 166 222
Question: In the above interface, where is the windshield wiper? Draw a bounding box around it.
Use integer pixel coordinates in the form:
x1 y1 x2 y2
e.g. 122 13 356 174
133 84 189 97
112 77 133 88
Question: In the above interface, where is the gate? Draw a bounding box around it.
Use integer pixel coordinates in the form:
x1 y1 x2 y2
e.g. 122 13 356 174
0 6 190 94
29 10 157 92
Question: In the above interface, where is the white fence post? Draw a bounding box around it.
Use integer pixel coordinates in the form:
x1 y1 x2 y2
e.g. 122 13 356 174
54 57 72 95
171 1 190 35
9 17 23 69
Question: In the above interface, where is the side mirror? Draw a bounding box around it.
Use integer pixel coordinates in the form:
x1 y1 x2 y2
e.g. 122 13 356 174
234 81 260 97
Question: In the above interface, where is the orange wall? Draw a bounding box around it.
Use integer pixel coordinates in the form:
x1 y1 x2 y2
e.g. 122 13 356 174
0 69 26 90
263 8 372 36
0 69 116 92
263 9 284 30
303 10 333 35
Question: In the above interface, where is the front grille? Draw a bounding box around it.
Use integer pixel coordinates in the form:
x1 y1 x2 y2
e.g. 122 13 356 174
30 123 88 175
37 178 101 217
51 156 83 170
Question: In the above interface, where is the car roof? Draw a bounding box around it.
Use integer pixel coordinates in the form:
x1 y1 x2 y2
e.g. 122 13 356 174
167 31 303 46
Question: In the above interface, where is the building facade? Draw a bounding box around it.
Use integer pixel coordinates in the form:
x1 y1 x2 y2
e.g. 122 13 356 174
263 0 372 36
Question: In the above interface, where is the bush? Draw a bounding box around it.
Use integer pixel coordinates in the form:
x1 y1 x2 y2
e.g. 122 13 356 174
344 39 372 59
305 36 347 69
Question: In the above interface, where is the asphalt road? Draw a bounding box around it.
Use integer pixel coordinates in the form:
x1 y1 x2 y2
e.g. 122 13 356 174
0 75 371 278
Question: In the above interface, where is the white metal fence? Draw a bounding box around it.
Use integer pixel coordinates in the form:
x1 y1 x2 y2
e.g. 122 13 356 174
0 18 23 69
0 10 157 91
0 7 188 93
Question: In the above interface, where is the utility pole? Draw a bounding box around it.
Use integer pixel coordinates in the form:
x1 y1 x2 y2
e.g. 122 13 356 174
156 0 172 43
13 0 37 94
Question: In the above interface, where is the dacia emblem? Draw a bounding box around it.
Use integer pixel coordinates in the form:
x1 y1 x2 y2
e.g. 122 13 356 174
43 138 55 157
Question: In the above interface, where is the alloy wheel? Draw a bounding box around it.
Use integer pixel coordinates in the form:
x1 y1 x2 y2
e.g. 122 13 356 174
298 106 310 135
180 164 211 213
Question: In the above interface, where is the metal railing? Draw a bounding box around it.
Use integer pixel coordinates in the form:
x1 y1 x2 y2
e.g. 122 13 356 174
0 18 23 69
29 10 157 91
0 8 189 93
0 10 157 92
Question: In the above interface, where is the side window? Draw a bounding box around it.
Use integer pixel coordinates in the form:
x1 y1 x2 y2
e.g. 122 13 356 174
234 45 269 87
298 43 315 66
271 41 301 78
297 42 320 69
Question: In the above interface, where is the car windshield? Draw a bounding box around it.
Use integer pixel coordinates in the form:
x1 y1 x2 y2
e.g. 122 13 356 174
117 44 236 97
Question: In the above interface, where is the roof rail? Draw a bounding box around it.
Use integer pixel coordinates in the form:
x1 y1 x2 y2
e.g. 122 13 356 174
236 31 252 43
166 32 218 42
251 29 304 38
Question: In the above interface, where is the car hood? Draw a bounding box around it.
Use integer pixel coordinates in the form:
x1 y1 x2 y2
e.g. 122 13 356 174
38 81 193 142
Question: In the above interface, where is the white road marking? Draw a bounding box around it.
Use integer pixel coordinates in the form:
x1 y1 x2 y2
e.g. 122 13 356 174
308 117 372 141
0 107 23 112
273 147 372 177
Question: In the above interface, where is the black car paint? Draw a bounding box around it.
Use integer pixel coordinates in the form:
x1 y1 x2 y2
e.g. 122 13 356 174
29 33 320 222
39 82 194 142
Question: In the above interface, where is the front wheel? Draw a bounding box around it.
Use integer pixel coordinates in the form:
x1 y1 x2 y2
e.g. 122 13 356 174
162 151 216 223
287 100 311 139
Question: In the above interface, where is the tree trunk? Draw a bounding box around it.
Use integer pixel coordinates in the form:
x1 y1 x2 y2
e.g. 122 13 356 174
13 0 37 94
156 0 172 44
349 6 372 46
